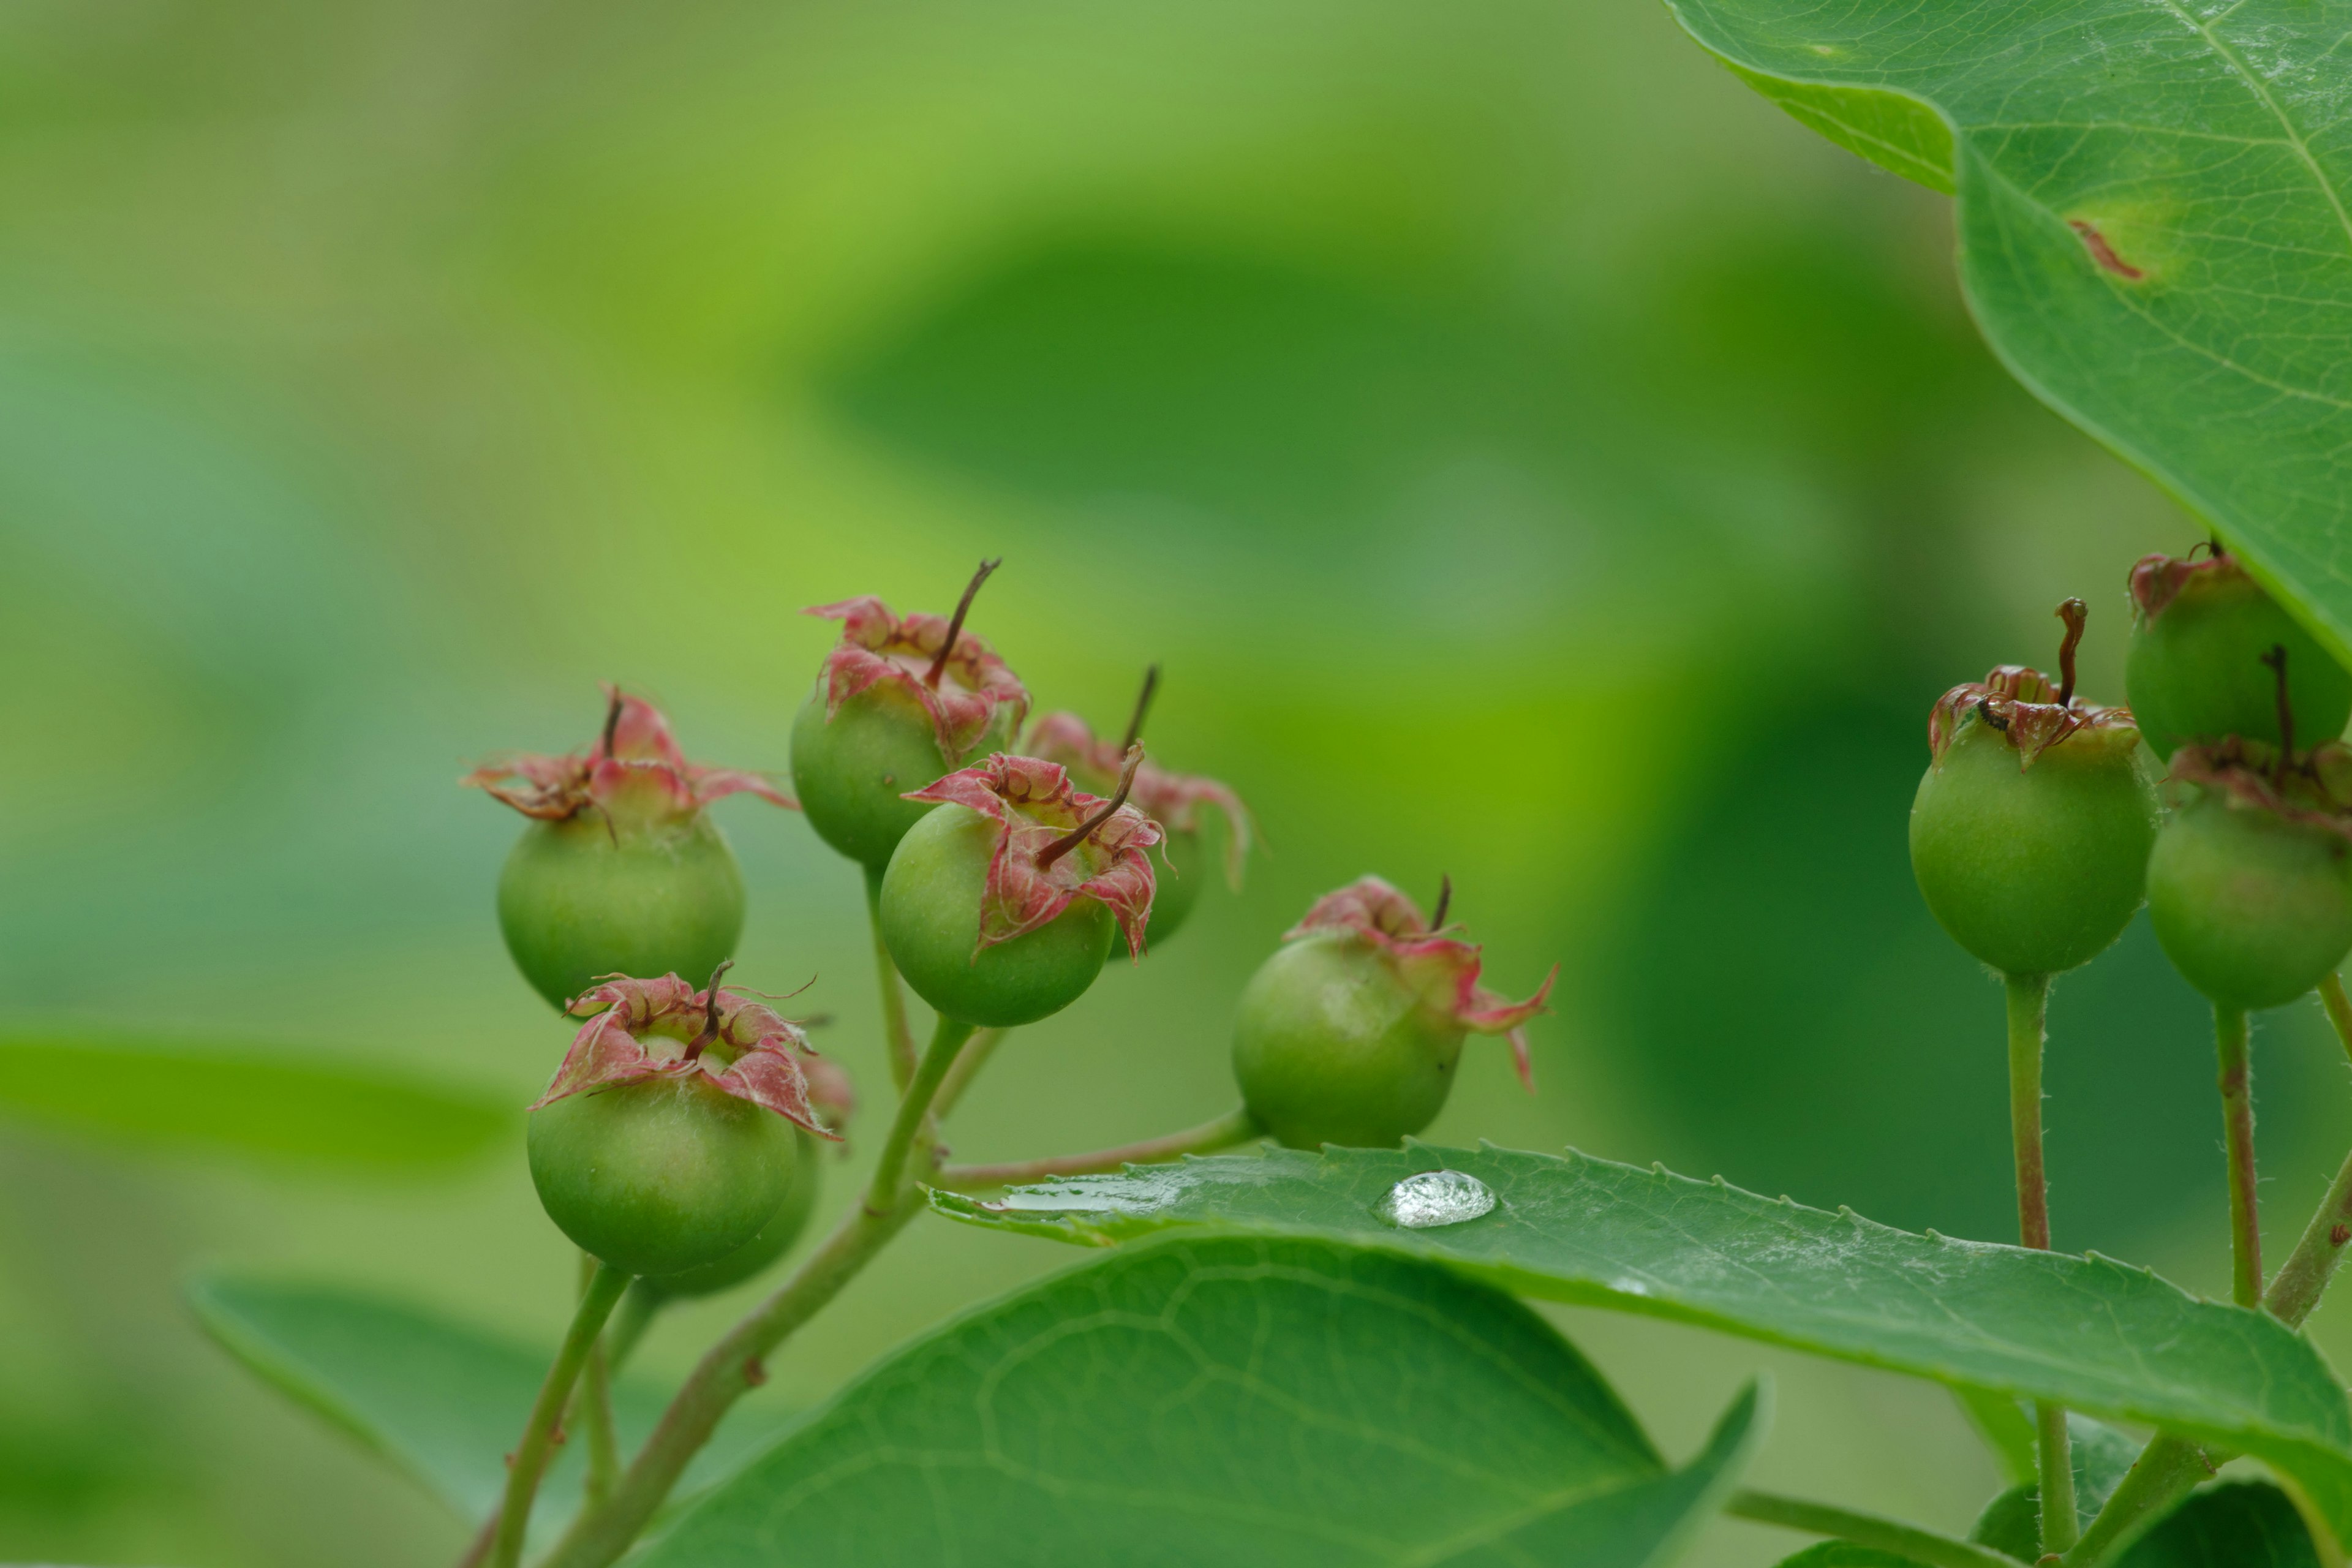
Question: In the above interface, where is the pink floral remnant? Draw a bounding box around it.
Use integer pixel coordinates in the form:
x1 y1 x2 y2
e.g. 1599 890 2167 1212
1928 666 2138 771
530 973 846 1137
464 686 794 823
903 753 1162 959
1289 875 1556 1091
807 597 1030 763
1027 711 1257 888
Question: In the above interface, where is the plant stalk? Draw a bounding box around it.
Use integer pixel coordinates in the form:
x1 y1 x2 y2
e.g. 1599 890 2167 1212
573 1253 620 1509
1727 1488 2017 1568
604 1281 660 1373
937 1106 1262 1188
2005 971 2075 1556
932 1025 1005 1120
2066 987 2352 1566
2215 1005 2261 1308
484 1260 628 1568
868 1016 974 1211
538 1016 976 1568
864 864 918 1091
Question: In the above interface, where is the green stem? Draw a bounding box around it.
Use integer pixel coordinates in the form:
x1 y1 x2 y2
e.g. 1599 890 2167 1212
937 1107 1262 1189
2037 1401 2078 1555
2068 992 2352 1567
2215 1005 2261 1308
573 1254 620 1509
868 1016 974 1212
2004 971 2075 1557
605 1281 660 1373
2321 972 2352 1065
932 1025 1005 1120
864 864 918 1092
538 1016 974 1568
1726 1488 2018 1568
485 1261 628 1568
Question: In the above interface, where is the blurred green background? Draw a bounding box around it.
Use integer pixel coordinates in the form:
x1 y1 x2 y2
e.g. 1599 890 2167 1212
5 0 2346 1562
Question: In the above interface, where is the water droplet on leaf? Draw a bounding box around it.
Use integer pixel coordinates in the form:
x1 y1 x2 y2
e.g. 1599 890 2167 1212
1374 1169 1496 1229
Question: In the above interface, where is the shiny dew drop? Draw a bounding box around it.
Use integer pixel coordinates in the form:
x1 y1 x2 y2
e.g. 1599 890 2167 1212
1374 1169 1496 1229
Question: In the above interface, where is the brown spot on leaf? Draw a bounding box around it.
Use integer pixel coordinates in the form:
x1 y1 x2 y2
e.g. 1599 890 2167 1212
2069 219 2146 281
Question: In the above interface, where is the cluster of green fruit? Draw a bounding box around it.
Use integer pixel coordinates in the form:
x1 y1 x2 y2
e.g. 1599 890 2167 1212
466 563 1554 1298
1911 547 2352 1012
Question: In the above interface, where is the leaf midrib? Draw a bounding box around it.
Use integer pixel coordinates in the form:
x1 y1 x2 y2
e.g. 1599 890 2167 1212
2146 0 2352 258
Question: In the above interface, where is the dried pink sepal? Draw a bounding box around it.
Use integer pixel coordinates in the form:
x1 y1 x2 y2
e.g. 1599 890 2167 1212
1027 711 1257 888
905 753 1163 959
2129 549 2247 623
529 974 844 1139
2168 737 2352 839
464 687 794 823
806 597 1030 763
1927 665 2138 771
1287 875 1557 1091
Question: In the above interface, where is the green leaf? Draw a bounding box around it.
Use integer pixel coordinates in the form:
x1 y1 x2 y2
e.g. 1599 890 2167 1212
2119 1481 2320 1568
1772 1548 1928 1568
639 1235 1766 1568
1665 0 2352 659
1969 1414 2143 1558
933 1145 2352 1543
188 1274 793 1537
0 1032 508 1172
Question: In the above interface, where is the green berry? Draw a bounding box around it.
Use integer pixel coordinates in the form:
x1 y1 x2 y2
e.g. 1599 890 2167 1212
1146 828 1207 947
2147 755 2352 1011
2127 551 2352 761
1229 877 1552 1150
467 688 793 1009
1910 605 2159 977
790 684 965 870
527 1074 797 1279
637 1128 825 1299
880 804 1117 1027
1233 933 1461 1149
497 812 744 1011
793 570 1028 871
1025 688 1254 951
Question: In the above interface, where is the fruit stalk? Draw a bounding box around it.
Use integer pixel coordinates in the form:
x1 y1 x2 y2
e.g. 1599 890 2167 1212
869 1016 977 1210
937 1106 1262 1188
931 1026 1004 1119
484 1261 629 1568
573 1254 620 1507
541 1016 977 1568
864 864 919 1090
2004 972 2076 1556
2322 971 2352 1065
2214 1006 2261 1308
2067 990 2352 1567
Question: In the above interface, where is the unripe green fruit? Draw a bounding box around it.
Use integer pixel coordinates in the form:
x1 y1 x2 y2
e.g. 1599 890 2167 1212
880 804 1115 1027
526 1074 796 1279
1910 720 2158 976
790 685 962 870
1232 933 1461 1150
2148 793 2352 1011
1144 829 1207 948
497 812 745 1010
638 1128 824 1299
2128 562 2352 760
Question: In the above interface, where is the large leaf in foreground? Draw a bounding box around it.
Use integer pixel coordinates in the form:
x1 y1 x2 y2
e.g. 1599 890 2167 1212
1668 0 2352 658
189 1275 793 1539
934 1146 2352 1540
0 1033 507 1172
643 1235 1764 1568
